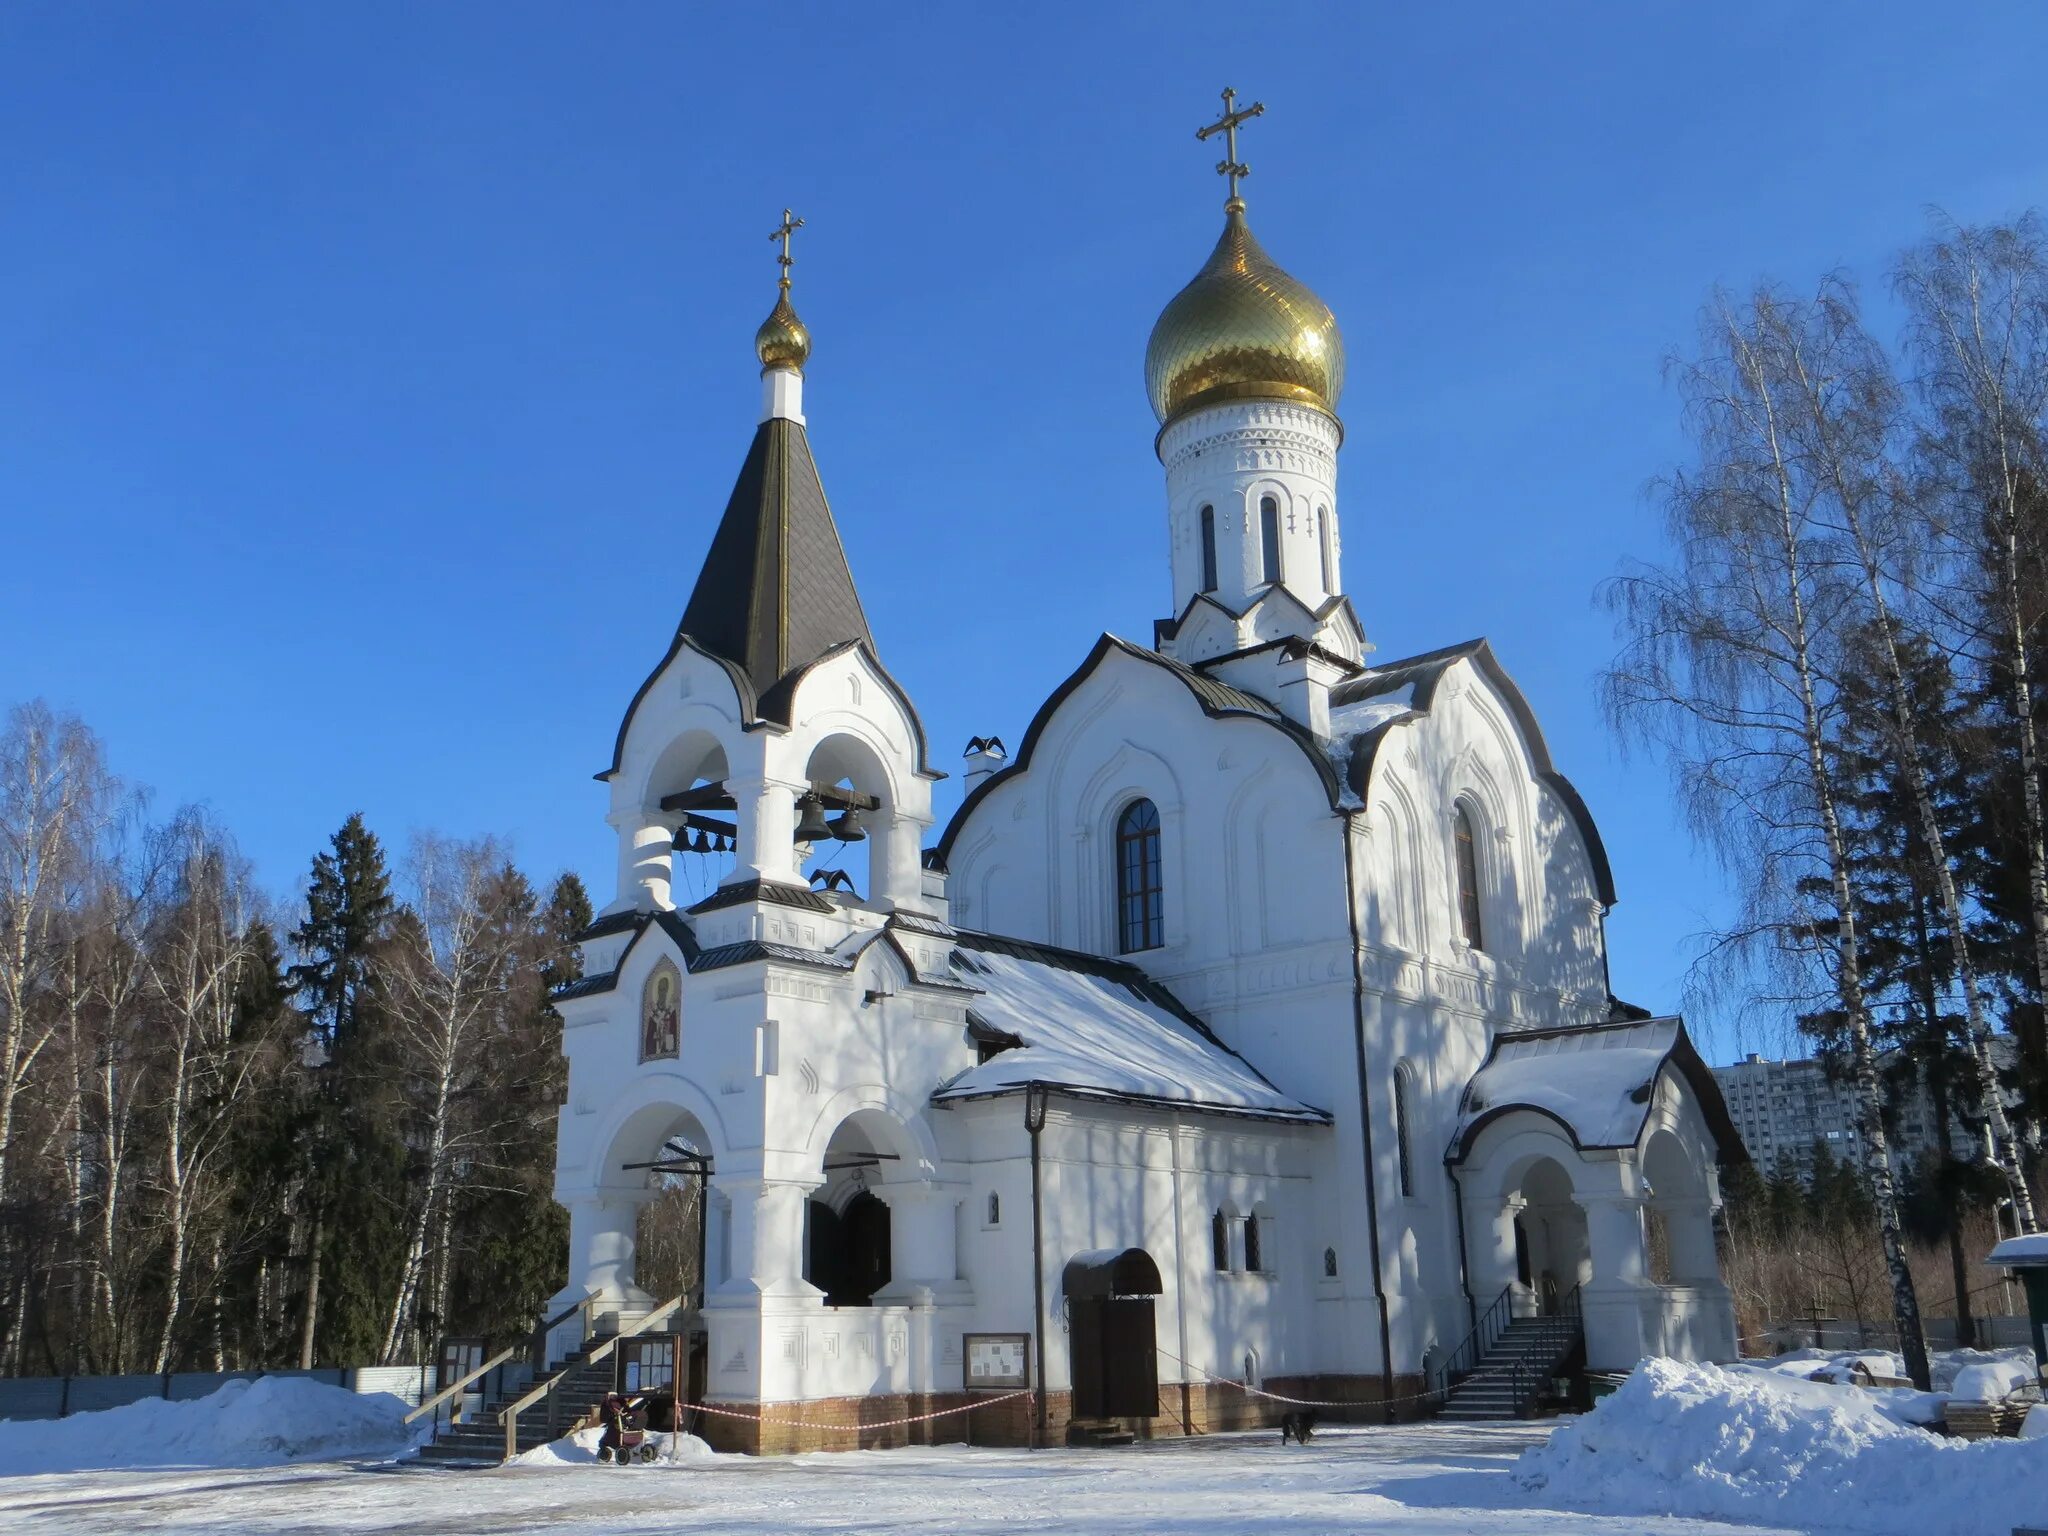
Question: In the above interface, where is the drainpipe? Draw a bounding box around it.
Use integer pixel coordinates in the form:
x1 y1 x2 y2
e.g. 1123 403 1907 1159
1341 814 1396 1419
1168 1111 1193 1434
1025 1085 1049 1451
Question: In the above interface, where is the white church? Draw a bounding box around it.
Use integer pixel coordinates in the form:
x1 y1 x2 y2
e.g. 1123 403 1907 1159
542 98 1742 1452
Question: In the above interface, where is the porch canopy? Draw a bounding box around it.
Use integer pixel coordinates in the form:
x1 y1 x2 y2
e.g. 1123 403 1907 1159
1063 1248 1164 1299
1445 1017 1743 1166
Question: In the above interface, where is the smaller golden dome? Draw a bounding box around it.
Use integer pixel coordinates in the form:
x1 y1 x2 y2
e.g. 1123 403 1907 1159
1145 201 1344 426
755 282 810 373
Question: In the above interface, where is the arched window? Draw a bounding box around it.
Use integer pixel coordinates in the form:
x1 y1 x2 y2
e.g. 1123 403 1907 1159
1393 1065 1416 1198
1116 798 1164 953
986 1192 1001 1227
1259 496 1282 584
1318 506 1335 592
1243 1212 1263 1274
1323 1246 1339 1278
1211 1209 1230 1272
1454 804 1484 951
1199 505 1218 593
640 960 680 1061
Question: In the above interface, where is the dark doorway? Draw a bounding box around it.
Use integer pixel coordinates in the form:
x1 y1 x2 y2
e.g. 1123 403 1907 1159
1063 1248 1163 1422
805 1190 891 1306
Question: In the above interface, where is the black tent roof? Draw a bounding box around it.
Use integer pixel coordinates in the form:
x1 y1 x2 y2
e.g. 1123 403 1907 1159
676 416 874 708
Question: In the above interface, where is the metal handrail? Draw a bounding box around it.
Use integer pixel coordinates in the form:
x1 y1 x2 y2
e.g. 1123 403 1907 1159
1430 1282 1517 1399
406 1291 599 1427
498 1296 685 1462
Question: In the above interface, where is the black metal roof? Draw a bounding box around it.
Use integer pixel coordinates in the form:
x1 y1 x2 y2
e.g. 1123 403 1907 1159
676 416 874 710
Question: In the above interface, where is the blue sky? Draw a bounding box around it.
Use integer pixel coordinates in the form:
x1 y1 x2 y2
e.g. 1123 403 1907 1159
4 4 2044 1060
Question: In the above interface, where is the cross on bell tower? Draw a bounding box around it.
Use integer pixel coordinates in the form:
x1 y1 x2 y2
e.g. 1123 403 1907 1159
1196 86 1265 209
769 208 804 291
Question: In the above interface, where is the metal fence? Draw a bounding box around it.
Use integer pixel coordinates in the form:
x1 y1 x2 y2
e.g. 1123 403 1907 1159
1752 1314 2034 1355
0 1365 439 1423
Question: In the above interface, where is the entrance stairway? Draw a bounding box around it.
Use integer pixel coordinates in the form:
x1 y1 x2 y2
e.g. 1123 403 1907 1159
1433 1285 1584 1422
416 1334 620 1464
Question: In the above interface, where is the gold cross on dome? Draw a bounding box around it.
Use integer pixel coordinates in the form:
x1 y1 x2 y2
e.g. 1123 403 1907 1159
769 208 804 288
1195 86 1265 205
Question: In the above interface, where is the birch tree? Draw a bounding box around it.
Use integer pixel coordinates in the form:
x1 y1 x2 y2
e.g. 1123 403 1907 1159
1757 278 2036 1232
140 813 275 1371
0 703 115 1364
1605 287 1932 1388
1898 218 2048 1168
375 837 534 1363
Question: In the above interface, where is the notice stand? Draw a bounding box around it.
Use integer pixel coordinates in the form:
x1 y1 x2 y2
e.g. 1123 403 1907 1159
963 1333 1030 1448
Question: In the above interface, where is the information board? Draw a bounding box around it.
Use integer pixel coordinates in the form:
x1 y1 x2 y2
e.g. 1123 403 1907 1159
963 1332 1030 1391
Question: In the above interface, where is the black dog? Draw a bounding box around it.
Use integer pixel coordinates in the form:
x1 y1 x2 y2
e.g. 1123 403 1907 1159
1279 1410 1317 1444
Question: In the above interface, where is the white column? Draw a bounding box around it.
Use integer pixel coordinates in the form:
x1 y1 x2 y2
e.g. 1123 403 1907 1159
710 1176 822 1300
608 813 677 912
1465 1193 1525 1303
870 809 931 912
726 775 803 887
1580 1193 1650 1370
874 1181 967 1303
1662 1198 1720 1284
562 1190 656 1322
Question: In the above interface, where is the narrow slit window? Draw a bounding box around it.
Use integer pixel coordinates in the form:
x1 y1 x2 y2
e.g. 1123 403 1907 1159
1116 798 1164 953
1212 1209 1230 1272
1455 805 1484 951
1259 496 1282 584
1199 505 1218 593
1318 506 1334 592
1244 1212 1262 1274
1394 1068 1416 1197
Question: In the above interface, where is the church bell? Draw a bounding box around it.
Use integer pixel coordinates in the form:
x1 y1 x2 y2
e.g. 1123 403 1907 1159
794 792 833 843
829 805 866 842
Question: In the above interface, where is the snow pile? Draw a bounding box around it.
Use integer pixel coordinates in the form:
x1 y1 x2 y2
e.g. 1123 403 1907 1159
509 1426 716 1466
0 1377 420 1475
1516 1357 2047 1536
1951 1355 2039 1400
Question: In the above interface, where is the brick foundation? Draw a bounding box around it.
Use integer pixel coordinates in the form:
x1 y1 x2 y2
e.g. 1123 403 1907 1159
689 1373 1428 1455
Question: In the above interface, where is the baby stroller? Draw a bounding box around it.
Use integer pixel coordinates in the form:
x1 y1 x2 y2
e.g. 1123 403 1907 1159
595 1392 657 1465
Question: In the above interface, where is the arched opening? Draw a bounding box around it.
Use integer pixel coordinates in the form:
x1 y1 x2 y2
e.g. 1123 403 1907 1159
621 1108 716 1311
803 1113 903 1306
649 736 733 910
1317 505 1335 594
1642 1126 1715 1287
1511 1156 1589 1315
1199 505 1218 593
801 732 896 907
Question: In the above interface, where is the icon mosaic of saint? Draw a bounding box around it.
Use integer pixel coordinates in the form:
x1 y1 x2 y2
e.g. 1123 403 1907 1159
641 964 680 1059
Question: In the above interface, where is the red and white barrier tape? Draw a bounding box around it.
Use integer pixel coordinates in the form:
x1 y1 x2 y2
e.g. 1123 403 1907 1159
1154 1344 1540 1412
683 1387 1034 1435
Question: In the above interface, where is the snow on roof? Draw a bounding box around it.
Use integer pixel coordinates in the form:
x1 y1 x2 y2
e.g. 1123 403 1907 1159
1988 1232 2048 1266
1450 1017 1694 1159
932 936 1329 1124
1325 684 1417 808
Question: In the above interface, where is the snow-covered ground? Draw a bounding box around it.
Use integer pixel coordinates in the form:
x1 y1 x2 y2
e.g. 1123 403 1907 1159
4 1357 2044 1535
0 1422 1801 1536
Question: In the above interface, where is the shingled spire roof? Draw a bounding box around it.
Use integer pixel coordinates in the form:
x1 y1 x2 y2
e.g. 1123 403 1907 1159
676 415 875 713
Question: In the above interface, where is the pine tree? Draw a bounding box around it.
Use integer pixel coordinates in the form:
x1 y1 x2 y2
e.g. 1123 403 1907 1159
288 813 394 1054
286 813 396 1366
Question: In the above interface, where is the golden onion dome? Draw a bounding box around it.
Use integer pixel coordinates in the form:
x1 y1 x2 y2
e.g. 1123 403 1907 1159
1144 200 1344 426
755 282 811 373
